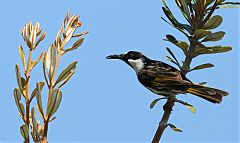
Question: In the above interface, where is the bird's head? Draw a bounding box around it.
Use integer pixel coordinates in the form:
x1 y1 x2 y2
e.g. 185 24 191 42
106 51 147 72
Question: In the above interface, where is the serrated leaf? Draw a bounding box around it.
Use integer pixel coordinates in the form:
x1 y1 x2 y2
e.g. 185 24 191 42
189 63 214 72
203 15 223 30
194 29 212 39
18 45 26 71
55 61 78 86
20 125 29 140
202 31 225 42
47 89 62 117
168 124 183 132
64 38 84 53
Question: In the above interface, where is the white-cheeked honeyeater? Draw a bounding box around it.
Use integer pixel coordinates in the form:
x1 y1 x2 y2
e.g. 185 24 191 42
106 51 228 103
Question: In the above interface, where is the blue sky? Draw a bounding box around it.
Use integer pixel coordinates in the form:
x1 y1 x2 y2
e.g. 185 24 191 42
0 0 239 142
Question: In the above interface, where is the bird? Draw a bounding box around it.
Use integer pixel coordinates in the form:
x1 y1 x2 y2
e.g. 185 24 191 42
106 51 228 103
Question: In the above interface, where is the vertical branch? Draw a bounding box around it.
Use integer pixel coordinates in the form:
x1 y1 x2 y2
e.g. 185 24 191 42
24 49 33 143
152 38 197 143
42 52 62 142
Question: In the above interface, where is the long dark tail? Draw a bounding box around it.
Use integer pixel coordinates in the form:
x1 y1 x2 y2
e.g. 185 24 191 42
186 84 229 103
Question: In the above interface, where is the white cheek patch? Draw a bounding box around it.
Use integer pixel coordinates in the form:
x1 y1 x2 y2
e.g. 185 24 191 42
128 59 144 72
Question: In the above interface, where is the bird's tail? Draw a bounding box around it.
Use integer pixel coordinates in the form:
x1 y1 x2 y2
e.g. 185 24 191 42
186 84 229 103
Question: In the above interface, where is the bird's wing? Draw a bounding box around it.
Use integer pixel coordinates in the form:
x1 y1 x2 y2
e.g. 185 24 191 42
140 61 190 85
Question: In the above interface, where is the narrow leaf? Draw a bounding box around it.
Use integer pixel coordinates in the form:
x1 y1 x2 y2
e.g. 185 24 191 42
194 46 232 57
166 47 180 66
55 61 78 86
31 108 38 135
36 83 44 120
18 45 26 71
30 82 44 102
199 82 207 85
189 63 214 72
20 125 29 140
64 38 84 53
150 98 167 109
58 70 75 88
179 0 191 21
47 89 62 117
168 124 183 132
46 45 57 81
184 103 196 113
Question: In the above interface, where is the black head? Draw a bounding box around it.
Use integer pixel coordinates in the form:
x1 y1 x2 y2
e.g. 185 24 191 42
106 51 148 72
106 51 144 61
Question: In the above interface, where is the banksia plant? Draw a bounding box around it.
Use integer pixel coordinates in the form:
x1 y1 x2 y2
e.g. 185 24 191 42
13 12 88 143
150 0 239 142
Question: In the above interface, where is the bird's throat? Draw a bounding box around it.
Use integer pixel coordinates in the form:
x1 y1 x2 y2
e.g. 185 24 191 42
128 59 144 72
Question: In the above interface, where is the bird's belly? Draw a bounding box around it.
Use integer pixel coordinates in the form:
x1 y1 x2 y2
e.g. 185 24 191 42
146 86 184 96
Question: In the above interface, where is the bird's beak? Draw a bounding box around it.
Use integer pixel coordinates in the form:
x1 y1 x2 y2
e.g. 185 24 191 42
106 54 123 60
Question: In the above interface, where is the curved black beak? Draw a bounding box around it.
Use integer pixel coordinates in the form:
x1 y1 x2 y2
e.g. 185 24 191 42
106 54 123 60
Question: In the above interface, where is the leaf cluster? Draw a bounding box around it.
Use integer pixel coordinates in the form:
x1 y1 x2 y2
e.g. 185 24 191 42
13 12 88 142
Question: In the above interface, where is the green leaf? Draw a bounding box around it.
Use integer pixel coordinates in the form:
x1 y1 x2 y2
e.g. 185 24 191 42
20 125 29 140
45 45 57 81
199 82 207 85
15 65 25 96
13 88 25 117
179 0 191 21
58 70 75 88
166 47 180 66
162 6 183 30
36 83 45 120
31 108 38 135
47 88 62 117
30 81 44 102
194 46 232 57
184 103 196 113
189 63 214 72
64 38 84 53
194 29 212 39
55 61 78 86
168 124 183 132
43 52 49 86
165 35 189 54
203 15 223 30
30 53 43 71
18 45 26 71
35 32 46 47
202 31 225 42
150 98 167 109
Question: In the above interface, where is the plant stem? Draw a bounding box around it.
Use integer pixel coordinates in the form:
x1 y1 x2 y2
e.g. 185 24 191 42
24 49 33 143
42 52 62 142
152 39 197 143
